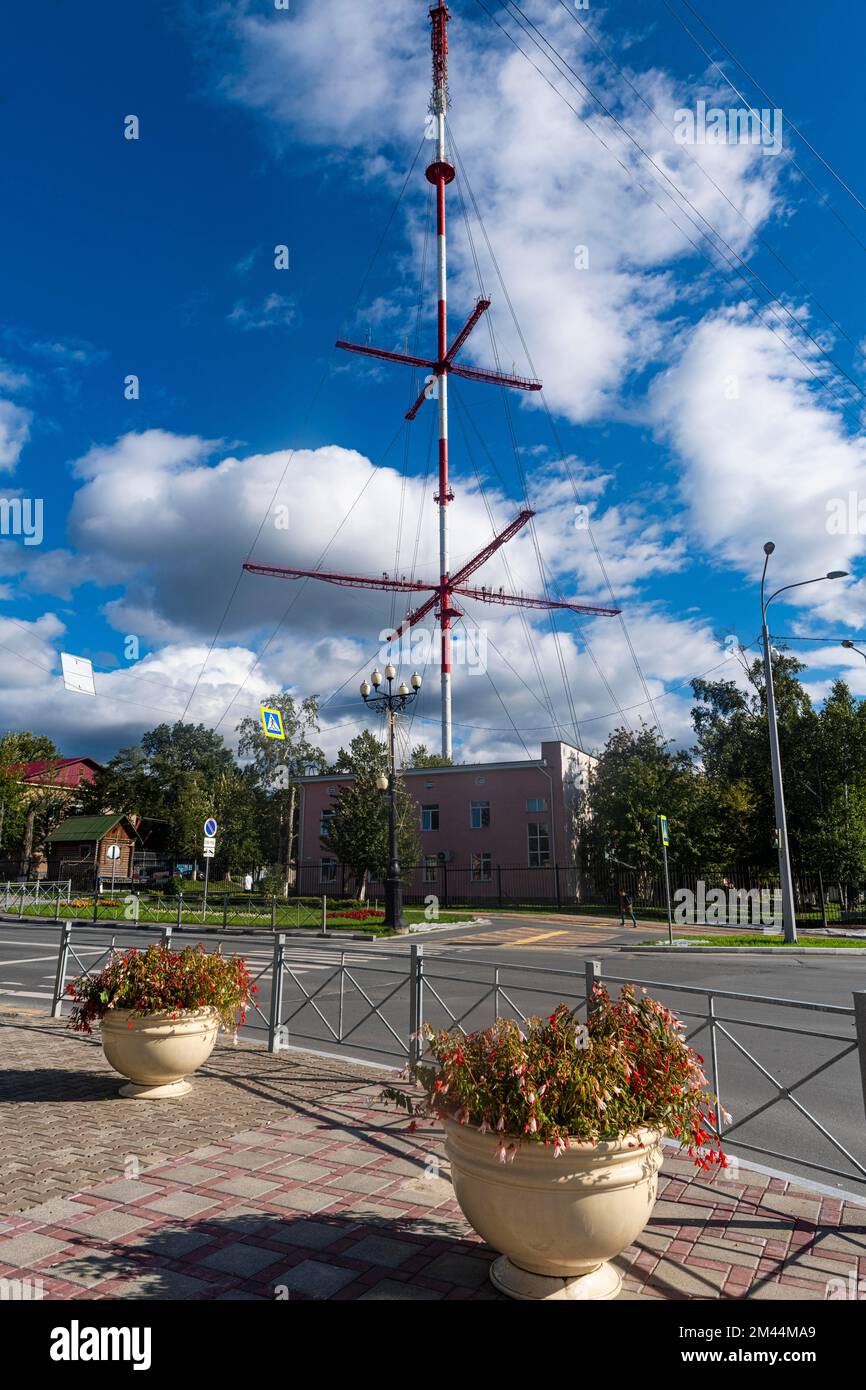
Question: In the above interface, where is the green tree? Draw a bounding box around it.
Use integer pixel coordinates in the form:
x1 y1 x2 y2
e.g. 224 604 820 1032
0 732 64 871
236 693 325 888
406 743 453 768
325 731 420 898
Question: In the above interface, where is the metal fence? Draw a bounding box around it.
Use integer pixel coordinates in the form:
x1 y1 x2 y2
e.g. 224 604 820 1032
45 923 866 1190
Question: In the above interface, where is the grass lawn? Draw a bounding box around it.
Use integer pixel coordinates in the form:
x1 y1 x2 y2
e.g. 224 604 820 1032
9 899 478 934
638 934 866 948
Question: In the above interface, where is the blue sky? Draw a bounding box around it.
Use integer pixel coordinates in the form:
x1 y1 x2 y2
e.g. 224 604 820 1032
1 0 865 764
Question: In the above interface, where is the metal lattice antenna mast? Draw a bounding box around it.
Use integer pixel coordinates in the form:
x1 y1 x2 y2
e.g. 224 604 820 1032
429 1 455 758
243 5 621 757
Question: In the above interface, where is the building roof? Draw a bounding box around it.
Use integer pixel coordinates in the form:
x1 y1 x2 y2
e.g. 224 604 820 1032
46 814 135 844
18 757 101 788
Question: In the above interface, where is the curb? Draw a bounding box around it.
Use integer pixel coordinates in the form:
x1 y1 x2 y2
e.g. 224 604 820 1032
628 944 866 956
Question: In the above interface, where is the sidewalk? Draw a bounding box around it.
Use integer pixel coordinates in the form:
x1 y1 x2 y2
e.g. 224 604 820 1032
1 1008 865 1300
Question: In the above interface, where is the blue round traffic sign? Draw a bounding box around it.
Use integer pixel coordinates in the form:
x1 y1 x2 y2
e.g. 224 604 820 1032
204 818 218 837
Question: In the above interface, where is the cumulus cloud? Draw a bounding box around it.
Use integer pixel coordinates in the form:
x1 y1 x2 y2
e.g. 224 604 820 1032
650 306 866 625
202 0 783 422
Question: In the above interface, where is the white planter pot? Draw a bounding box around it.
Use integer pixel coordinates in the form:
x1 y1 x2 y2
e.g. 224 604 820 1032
101 1007 220 1099
442 1116 663 1300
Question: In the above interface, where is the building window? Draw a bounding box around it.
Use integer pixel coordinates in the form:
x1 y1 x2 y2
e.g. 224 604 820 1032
526 796 547 813
423 855 438 883
528 823 550 867
421 804 439 832
320 858 337 883
470 800 490 829
471 852 492 882
320 808 334 839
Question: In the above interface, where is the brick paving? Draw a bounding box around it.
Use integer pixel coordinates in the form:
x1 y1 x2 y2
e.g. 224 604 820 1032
0 1007 374 1215
2 1006 865 1300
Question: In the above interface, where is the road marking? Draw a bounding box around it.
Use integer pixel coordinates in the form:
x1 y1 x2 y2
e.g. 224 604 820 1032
0 988 52 1000
510 930 568 945
0 954 61 967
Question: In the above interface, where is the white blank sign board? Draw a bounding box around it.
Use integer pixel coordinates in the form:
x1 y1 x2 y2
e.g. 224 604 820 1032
61 653 96 696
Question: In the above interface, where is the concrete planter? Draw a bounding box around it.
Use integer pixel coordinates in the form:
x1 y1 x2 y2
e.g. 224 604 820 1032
442 1116 663 1300
101 1006 220 1099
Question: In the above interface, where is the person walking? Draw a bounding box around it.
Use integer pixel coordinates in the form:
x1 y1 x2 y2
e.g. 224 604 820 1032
619 889 637 928
243 872 253 893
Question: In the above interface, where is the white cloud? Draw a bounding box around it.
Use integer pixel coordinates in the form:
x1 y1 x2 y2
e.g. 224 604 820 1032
227 293 297 331
0 399 32 473
650 306 866 625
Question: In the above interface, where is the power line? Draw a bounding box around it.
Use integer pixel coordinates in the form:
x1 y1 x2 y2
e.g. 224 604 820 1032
472 0 866 426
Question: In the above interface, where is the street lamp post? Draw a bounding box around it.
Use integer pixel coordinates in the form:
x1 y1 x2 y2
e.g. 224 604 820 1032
760 543 847 943
360 664 422 932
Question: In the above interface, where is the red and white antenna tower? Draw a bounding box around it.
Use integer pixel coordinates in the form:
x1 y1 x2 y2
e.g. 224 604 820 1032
244 3 620 758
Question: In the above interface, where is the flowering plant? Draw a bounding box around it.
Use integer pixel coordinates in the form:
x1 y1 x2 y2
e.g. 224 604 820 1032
66 943 255 1036
386 987 726 1170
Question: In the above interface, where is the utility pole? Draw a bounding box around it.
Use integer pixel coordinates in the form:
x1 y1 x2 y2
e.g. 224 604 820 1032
760 543 847 944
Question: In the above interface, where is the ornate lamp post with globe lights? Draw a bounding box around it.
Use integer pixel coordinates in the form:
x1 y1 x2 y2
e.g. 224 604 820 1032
360 665 423 932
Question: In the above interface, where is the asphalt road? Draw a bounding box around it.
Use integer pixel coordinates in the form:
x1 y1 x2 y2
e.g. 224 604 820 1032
2 914 865 1196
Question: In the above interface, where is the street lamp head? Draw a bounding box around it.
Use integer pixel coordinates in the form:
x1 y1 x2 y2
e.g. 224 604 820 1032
763 541 775 555
370 669 382 687
376 772 388 791
397 682 410 696
842 640 855 649
360 680 371 697
384 662 396 681
827 571 848 580
411 671 422 689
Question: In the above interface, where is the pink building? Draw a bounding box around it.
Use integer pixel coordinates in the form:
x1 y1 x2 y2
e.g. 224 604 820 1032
296 741 595 906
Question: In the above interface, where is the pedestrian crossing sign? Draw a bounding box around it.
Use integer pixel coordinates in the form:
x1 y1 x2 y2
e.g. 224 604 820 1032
260 706 286 740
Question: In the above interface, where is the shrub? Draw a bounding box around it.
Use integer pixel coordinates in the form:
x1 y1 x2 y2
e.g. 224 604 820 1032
65 943 255 1036
385 987 726 1170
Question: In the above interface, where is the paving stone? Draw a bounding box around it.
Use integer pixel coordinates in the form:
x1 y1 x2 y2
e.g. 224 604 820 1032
269 1162 335 1183
341 1234 417 1268
326 1171 391 1196
53 1251 137 1288
110 1270 214 1300
748 1279 824 1301
88 1179 163 1203
18 1198 90 1225
360 1278 445 1300
158 1164 222 1186
66 1210 153 1241
211 1151 277 1172
129 1226 214 1259
270 1219 346 1251
199 1241 283 1277
647 1254 730 1297
269 1137 325 1157
212 1176 281 1199
267 1188 339 1215
759 1192 822 1222
201 1206 274 1235
0 1232 70 1266
145 1192 220 1219
272 1259 357 1299
421 1251 491 1288
397 1177 453 1207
